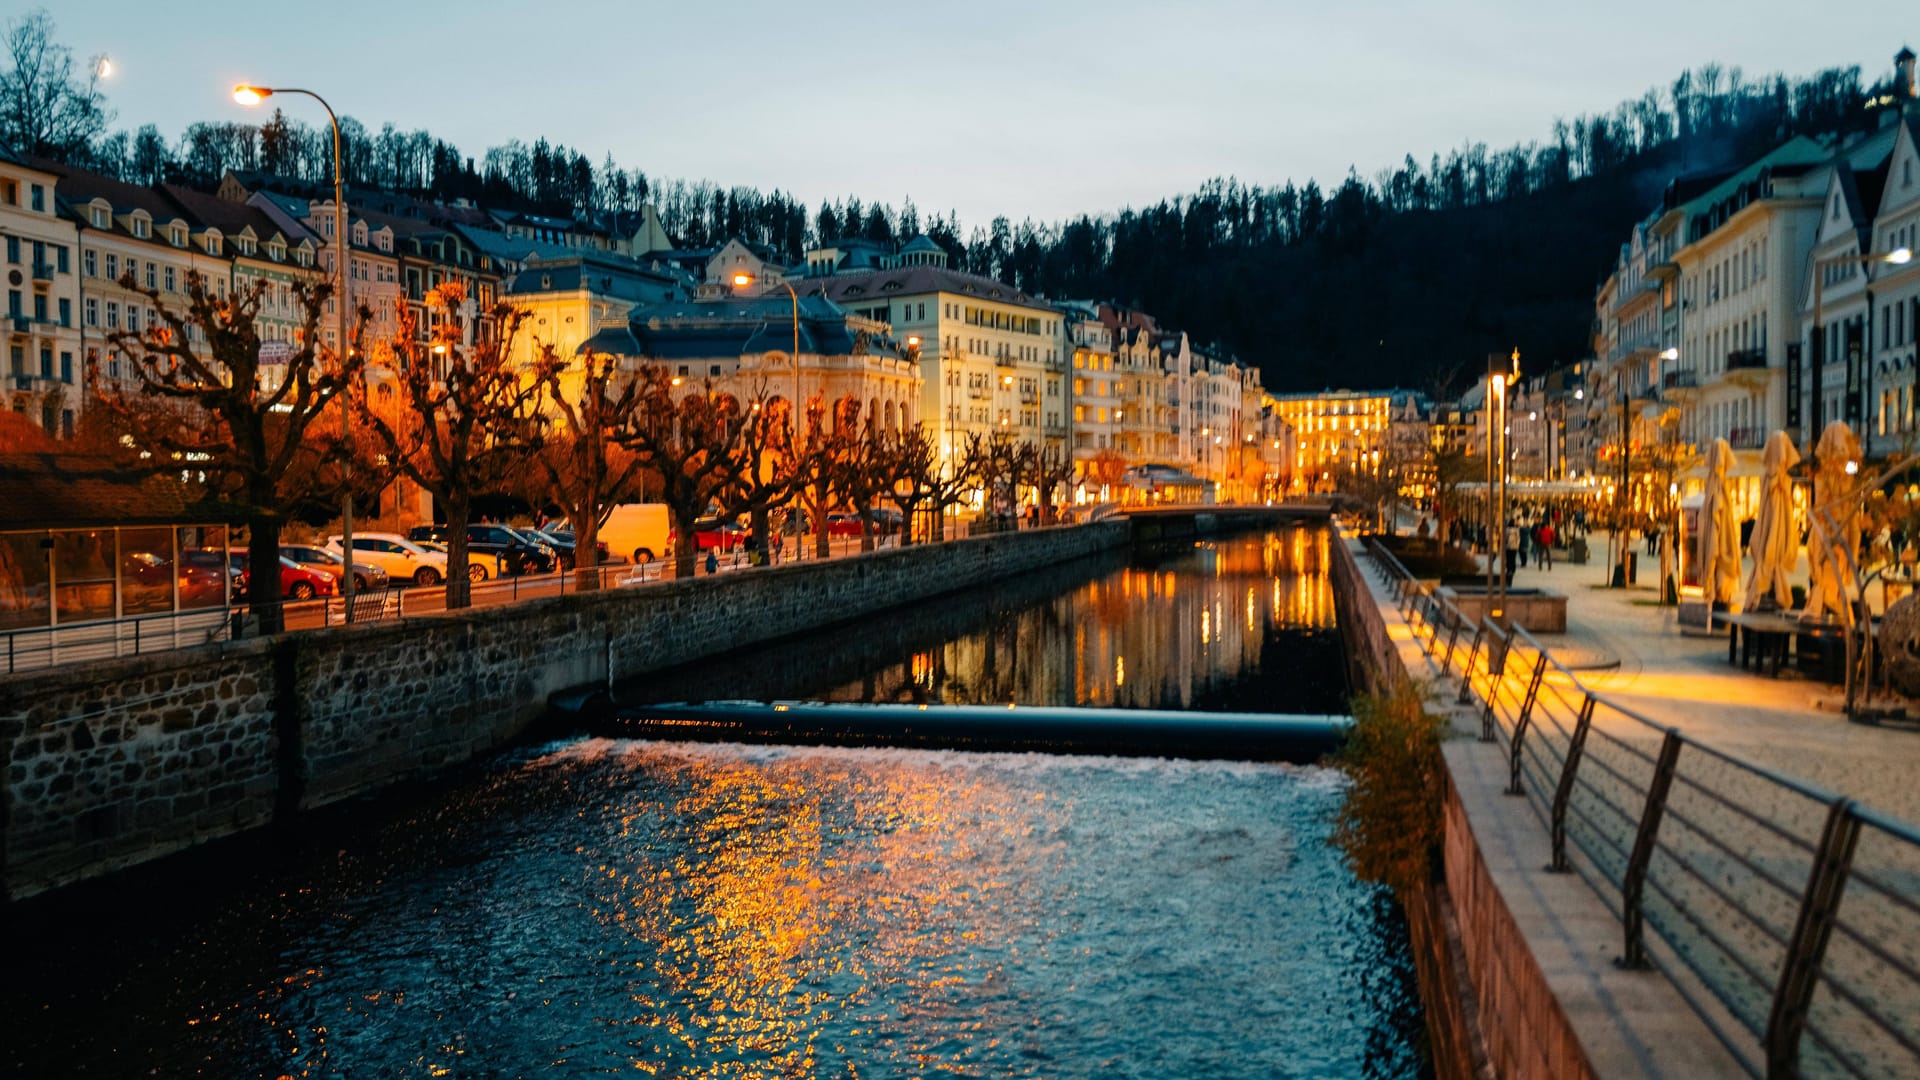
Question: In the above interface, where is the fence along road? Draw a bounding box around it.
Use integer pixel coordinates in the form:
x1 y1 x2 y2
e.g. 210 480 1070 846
1366 537 1920 1080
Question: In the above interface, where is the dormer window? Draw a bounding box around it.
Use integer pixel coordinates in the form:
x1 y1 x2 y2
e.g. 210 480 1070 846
131 217 150 239
296 249 311 268
205 233 222 256
170 225 186 247
237 236 255 256
90 205 108 228
268 241 285 262
352 223 367 245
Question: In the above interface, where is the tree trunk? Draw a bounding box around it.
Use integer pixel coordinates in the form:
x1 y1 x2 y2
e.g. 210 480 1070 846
444 496 473 609
573 509 602 591
673 508 699 579
247 514 284 635
859 515 876 553
750 505 771 565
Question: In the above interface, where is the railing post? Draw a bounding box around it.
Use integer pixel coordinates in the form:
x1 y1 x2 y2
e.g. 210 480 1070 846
1621 729 1684 969
1480 622 1507 742
1549 693 1598 872
1508 651 1549 796
1766 798 1863 1079
1440 616 1461 677
1458 625 1484 707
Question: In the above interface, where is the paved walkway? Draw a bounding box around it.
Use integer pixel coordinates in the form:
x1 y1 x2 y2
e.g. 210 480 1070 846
1506 540 1920 826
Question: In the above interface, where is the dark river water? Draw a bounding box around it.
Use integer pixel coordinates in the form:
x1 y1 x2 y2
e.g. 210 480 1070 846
4 528 1426 1078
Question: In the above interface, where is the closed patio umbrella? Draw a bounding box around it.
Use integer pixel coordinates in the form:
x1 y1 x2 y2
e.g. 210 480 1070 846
1699 437 1741 611
1744 431 1800 611
1804 421 1862 623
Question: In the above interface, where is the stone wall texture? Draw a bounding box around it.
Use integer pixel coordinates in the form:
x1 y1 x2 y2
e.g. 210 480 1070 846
0 523 1129 899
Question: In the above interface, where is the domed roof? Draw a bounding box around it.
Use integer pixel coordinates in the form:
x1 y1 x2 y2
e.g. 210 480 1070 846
900 234 942 254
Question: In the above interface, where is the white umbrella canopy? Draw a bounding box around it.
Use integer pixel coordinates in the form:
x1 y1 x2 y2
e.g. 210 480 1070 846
1699 437 1742 610
1744 431 1800 610
1804 421 1862 623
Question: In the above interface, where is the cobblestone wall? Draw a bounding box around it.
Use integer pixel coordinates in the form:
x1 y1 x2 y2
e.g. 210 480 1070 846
1 523 1129 899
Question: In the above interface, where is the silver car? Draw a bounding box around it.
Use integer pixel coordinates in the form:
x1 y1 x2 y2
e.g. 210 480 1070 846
281 544 391 592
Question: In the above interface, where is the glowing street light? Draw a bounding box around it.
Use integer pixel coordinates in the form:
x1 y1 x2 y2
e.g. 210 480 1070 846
729 271 799 444
234 80 358 614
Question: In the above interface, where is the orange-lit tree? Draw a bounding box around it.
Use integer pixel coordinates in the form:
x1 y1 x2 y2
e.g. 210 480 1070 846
100 270 348 632
530 346 649 586
355 287 553 608
1025 444 1076 524
790 395 860 558
714 388 798 562
614 367 749 578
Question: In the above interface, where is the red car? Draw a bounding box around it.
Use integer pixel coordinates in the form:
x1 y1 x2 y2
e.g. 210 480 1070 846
670 517 750 552
237 554 338 601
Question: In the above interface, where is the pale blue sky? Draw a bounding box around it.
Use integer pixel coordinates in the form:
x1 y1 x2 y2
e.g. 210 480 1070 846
25 0 1919 227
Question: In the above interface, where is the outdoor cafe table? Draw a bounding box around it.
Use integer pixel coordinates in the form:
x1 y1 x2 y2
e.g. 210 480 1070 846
1716 611 1853 680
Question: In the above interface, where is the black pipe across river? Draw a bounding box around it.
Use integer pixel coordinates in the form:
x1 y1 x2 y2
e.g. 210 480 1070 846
3 526 1427 1077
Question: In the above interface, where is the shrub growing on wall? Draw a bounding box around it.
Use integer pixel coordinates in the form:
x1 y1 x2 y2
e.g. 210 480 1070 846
1333 681 1446 895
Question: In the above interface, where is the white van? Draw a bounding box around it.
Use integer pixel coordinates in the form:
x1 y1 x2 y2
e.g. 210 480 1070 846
598 503 670 564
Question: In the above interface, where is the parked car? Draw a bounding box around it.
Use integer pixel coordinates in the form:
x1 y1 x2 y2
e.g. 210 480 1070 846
281 544 390 593
545 525 610 565
826 512 865 538
324 533 449 586
670 517 749 552
234 554 338 601
407 524 553 577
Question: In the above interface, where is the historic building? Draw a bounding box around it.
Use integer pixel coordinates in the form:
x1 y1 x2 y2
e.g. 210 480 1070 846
0 149 83 436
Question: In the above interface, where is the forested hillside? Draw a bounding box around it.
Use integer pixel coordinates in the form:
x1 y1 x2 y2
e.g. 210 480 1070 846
3 7 1906 393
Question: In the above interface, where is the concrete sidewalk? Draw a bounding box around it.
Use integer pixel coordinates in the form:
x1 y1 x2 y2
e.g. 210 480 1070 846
1503 540 1920 826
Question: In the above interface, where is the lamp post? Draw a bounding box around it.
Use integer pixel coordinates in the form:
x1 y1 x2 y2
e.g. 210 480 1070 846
234 83 355 616
731 272 799 447
1807 246 1911 440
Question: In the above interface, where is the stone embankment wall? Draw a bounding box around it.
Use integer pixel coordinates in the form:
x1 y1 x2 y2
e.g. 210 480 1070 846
0 523 1129 900
1327 536 1490 1080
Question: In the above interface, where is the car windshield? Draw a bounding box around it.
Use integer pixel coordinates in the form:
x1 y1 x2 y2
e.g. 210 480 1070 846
279 556 301 570
389 538 431 556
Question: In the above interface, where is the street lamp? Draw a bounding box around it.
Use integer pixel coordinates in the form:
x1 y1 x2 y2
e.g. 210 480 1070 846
234 82 356 615
730 272 799 446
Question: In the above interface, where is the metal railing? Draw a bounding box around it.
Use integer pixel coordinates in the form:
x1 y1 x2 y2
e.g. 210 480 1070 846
1362 535 1920 1079
1 533 906 675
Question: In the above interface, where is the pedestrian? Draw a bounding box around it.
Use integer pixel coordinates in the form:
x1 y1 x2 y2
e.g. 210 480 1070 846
771 531 784 563
1538 520 1555 571
705 549 719 576
1513 520 1528 568
1504 520 1520 579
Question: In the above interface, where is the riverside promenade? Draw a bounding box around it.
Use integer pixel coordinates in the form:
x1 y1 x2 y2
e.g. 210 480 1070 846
1504 547 1920 826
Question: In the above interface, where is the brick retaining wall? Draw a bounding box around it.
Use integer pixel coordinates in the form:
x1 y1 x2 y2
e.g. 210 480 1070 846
0 523 1128 900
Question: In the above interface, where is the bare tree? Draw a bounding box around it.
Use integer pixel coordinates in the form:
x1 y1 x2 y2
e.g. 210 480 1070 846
0 9 111 159
356 286 552 608
714 389 797 563
530 346 649 586
614 367 749 578
1026 444 1076 524
99 271 348 633
791 395 860 558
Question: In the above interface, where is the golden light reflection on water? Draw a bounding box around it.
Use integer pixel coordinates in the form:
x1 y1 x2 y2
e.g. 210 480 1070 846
818 529 1340 712
581 747 1057 1078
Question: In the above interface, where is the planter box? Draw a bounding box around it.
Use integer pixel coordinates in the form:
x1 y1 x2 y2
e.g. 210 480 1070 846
1439 586 1567 634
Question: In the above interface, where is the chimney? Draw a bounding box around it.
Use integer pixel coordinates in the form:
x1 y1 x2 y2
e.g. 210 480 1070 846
1899 45 1917 99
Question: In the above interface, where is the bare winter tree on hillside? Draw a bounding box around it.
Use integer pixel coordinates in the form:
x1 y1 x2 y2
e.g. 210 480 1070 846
0 9 110 159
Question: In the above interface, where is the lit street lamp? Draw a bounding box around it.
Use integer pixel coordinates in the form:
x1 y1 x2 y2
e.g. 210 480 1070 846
234 82 357 616
731 272 800 446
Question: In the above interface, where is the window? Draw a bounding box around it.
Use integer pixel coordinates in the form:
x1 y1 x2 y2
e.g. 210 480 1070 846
90 206 107 228
84 297 97 326
145 262 156 289
170 226 185 247
28 183 43 211
4 236 15 263
57 298 69 326
164 266 176 292
106 301 119 329
59 351 71 383
55 246 67 273
205 235 220 255
131 217 149 239
105 253 118 280
126 307 139 333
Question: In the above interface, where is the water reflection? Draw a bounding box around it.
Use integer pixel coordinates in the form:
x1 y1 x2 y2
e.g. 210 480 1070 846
624 527 1347 717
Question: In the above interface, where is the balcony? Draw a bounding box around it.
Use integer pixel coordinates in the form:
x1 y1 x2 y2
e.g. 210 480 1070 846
31 262 54 281
1726 348 1767 371
9 315 29 334
1728 427 1765 450
1662 369 1699 392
